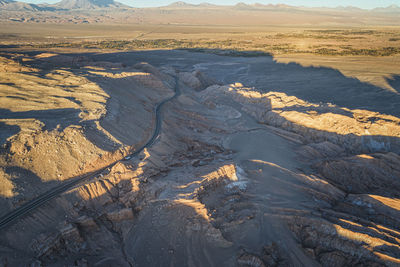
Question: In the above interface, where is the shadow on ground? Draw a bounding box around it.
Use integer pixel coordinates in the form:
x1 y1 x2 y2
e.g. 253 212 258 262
387 75 400 94
87 48 400 117
0 108 81 132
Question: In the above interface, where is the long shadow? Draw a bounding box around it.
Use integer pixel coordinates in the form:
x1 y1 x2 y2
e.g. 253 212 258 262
2 48 400 174
87 48 400 117
73 66 171 149
1 48 399 182
0 121 20 145
0 166 60 218
387 75 400 94
0 108 81 132
9 48 400 117
0 45 18 49
0 52 164 150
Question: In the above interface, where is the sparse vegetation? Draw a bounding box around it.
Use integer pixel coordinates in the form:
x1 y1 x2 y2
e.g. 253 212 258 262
1 23 399 57
29 31 400 57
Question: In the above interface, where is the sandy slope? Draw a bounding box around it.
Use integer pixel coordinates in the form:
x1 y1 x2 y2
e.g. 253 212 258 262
0 52 173 215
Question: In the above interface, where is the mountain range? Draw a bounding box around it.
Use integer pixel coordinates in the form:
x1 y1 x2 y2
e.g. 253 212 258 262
0 0 43 11
1 0 400 12
162 2 400 12
0 0 126 10
54 0 127 9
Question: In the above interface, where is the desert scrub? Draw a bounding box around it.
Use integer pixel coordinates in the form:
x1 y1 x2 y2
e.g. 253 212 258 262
31 39 400 56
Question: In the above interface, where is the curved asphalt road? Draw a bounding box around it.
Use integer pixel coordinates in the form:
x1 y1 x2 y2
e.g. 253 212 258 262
0 76 181 230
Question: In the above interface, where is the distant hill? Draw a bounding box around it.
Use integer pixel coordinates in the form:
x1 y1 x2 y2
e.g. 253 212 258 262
55 0 128 9
0 1 399 25
165 1 217 9
166 1 194 8
233 2 255 9
0 0 128 10
373 5 400 13
0 0 43 11
3 1 398 13
333 6 364 12
165 2 296 10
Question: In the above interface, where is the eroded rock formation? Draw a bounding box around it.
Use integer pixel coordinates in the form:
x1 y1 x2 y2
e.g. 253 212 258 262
1 53 400 267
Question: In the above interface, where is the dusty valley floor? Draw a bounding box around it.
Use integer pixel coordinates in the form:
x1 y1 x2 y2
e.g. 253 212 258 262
0 46 400 266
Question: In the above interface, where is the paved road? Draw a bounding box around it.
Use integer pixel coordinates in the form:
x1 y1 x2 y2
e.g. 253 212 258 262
0 76 180 230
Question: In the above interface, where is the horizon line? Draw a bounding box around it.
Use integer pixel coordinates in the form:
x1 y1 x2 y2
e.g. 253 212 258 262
13 0 400 10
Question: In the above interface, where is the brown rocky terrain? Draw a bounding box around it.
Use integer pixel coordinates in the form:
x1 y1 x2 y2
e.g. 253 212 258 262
0 50 400 266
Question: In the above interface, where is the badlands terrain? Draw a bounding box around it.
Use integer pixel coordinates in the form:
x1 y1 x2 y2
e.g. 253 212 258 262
1 1 400 266
0 46 400 266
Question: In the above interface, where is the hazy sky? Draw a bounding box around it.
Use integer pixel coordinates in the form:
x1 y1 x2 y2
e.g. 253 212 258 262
18 0 400 9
